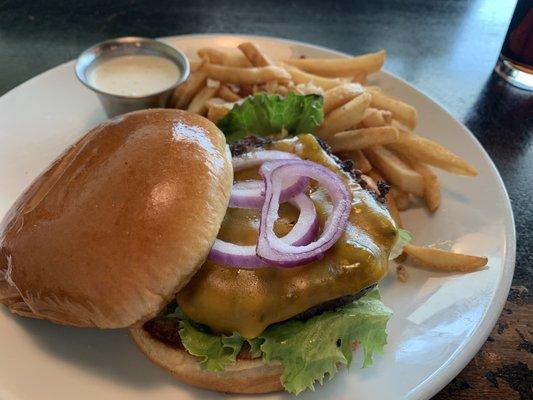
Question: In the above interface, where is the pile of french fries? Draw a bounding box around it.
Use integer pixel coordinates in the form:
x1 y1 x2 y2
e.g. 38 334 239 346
169 42 488 276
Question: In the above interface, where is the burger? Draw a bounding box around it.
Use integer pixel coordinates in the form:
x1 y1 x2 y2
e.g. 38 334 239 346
0 104 402 394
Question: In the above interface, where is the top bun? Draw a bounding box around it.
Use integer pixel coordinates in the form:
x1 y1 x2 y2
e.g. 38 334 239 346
0 109 233 328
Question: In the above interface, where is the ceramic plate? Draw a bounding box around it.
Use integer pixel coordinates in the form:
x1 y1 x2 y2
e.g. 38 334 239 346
0 34 515 400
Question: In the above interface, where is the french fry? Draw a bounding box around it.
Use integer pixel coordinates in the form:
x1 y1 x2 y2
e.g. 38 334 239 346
172 71 207 109
292 82 323 96
201 63 290 85
360 107 393 127
367 89 418 129
280 63 351 90
274 82 290 95
316 92 371 138
189 60 200 71
365 169 381 182
391 118 412 132
352 70 367 84
386 147 439 211
205 97 225 106
187 80 220 115
277 85 290 95
260 80 276 94
388 130 478 176
238 41 273 67
323 83 364 114
218 84 241 102
361 173 378 192
364 146 424 196
389 186 411 211
404 244 488 272
197 47 252 67
329 126 399 152
208 97 225 107
410 161 441 212
282 50 385 77
189 59 202 72
351 149 372 173
262 80 295 95
169 90 180 108
206 99 233 123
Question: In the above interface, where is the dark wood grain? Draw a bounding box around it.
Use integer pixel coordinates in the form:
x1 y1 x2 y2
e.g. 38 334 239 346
0 0 531 398
433 286 532 400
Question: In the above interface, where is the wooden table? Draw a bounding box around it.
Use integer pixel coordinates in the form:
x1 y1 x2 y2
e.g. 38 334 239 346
0 0 531 398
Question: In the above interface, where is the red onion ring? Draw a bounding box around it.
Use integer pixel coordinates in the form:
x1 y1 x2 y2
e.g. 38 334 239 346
208 193 318 267
232 150 300 172
257 160 351 267
230 149 308 209
281 193 319 246
229 176 309 209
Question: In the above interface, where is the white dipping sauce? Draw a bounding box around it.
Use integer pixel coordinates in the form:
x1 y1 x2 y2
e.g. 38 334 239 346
88 55 180 97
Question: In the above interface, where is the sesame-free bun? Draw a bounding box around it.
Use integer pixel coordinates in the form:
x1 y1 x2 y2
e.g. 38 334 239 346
130 326 359 394
130 326 284 394
0 109 233 328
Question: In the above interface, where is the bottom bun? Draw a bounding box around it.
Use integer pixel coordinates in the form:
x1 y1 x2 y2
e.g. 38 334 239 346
129 327 284 394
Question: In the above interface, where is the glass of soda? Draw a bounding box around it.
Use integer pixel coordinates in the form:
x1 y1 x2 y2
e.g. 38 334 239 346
495 0 533 91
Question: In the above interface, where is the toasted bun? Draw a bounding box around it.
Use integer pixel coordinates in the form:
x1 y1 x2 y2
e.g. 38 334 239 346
130 327 284 394
130 326 359 394
0 109 233 328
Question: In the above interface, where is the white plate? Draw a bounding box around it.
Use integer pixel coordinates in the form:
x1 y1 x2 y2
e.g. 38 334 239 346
0 34 515 400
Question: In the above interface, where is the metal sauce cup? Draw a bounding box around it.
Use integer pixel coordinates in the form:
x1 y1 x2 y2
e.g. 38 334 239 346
75 36 190 117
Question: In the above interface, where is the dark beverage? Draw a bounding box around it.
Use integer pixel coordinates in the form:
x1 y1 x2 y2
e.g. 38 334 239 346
495 0 533 90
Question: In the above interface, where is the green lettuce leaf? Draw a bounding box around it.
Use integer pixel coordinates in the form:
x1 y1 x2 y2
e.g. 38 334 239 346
389 228 412 260
259 288 391 394
178 320 244 372
247 337 265 359
173 289 391 394
216 92 324 142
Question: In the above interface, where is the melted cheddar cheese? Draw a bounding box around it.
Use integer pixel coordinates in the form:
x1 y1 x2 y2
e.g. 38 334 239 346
177 134 397 338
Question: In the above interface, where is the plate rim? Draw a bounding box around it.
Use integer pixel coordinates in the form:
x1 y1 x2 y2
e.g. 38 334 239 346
0 33 516 400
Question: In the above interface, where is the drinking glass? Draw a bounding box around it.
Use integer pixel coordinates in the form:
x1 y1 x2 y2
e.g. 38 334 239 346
494 0 533 91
